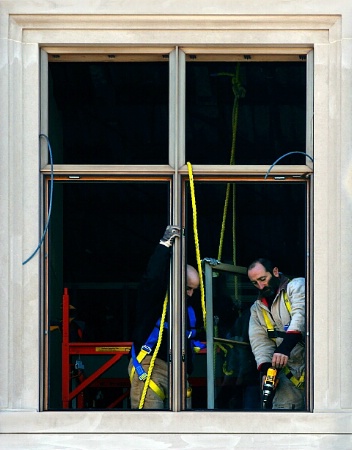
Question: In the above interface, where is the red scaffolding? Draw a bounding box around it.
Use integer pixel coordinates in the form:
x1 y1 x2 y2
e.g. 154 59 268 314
61 287 132 409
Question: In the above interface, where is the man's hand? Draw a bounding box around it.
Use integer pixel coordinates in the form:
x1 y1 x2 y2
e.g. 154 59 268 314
272 352 288 369
160 225 181 247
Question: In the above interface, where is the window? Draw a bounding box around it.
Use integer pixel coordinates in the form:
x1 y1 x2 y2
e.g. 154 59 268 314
43 47 312 411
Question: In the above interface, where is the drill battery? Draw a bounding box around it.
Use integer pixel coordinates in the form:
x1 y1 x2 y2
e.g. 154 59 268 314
262 367 279 409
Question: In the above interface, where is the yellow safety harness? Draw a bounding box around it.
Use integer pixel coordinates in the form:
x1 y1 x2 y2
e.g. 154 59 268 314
130 294 168 409
262 291 292 340
261 290 305 389
213 317 234 376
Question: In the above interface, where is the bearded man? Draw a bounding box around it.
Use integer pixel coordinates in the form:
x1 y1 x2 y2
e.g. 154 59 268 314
247 258 305 410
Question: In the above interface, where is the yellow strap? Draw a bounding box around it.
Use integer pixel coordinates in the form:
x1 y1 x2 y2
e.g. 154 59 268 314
282 366 305 389
262 293 304 388
138 293 168 408
129 348 149 383
147 379 165 399
213 323 233 375
283 291 292 315
130 364 165 400
222 360 234 377
262 309 275 332
129 294 168 408
262 290 292 335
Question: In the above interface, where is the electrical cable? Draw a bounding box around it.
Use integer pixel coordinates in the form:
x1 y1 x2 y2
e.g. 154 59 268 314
22 134 54 265
265 151 314 179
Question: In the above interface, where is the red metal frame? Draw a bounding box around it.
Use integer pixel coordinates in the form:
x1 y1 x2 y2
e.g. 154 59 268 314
62 287 132 409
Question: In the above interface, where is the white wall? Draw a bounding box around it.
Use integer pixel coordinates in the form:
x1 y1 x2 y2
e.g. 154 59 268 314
1 1 352 448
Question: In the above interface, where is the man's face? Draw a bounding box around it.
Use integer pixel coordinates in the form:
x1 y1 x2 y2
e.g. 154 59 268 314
248 263 280 298
186 275 199 298
186 280 199 298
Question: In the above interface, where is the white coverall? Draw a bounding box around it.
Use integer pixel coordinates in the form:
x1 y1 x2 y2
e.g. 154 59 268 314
248 276 305 410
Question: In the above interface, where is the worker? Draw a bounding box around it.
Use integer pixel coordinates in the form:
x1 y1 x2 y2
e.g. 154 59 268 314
128 225 204 409
247 258 305 410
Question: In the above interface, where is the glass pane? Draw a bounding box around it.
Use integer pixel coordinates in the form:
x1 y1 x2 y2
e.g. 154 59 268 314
186 182 306 275
47 181 170 410
185 181 307 411
205 264 261 410
49 62 169 164
186 62 307 165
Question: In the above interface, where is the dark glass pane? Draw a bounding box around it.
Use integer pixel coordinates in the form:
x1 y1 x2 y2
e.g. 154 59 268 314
49 62 169 164
48 181 169 410
186 62 307 165
186 182 306 276
186 181 307 411
58 182 169 282
208 266 261 410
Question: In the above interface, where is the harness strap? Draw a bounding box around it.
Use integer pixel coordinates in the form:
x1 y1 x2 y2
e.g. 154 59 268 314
262 290 291 341
282 366 305 389
187 305 197 338
283 291 292 315
262 290 305 389
267 329 287 339
187 305 206 353
130 304 203 401
129 344 165 400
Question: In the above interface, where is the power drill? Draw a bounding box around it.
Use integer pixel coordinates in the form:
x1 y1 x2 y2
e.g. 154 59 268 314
262 367 278 409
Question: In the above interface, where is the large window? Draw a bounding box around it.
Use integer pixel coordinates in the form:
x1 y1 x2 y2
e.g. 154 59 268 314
43 48 312 411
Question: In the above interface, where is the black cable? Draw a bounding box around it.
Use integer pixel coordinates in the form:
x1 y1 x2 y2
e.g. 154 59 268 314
265 151 314 179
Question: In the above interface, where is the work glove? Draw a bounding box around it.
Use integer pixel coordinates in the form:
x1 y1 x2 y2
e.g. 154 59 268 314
160 225 181 247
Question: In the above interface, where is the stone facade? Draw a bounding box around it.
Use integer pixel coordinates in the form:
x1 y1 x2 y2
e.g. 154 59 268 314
1 1 352 448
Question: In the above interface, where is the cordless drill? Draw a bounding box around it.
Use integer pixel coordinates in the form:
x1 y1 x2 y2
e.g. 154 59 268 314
262 367 278 409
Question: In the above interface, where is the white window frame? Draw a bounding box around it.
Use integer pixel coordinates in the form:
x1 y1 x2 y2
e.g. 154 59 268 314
41 47 313 412
2 12 346 441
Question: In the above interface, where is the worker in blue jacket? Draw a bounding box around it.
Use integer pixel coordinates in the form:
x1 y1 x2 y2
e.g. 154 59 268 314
128 225 204 409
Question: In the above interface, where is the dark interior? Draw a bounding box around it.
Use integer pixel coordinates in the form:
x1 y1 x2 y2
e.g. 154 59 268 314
47 58 308 410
